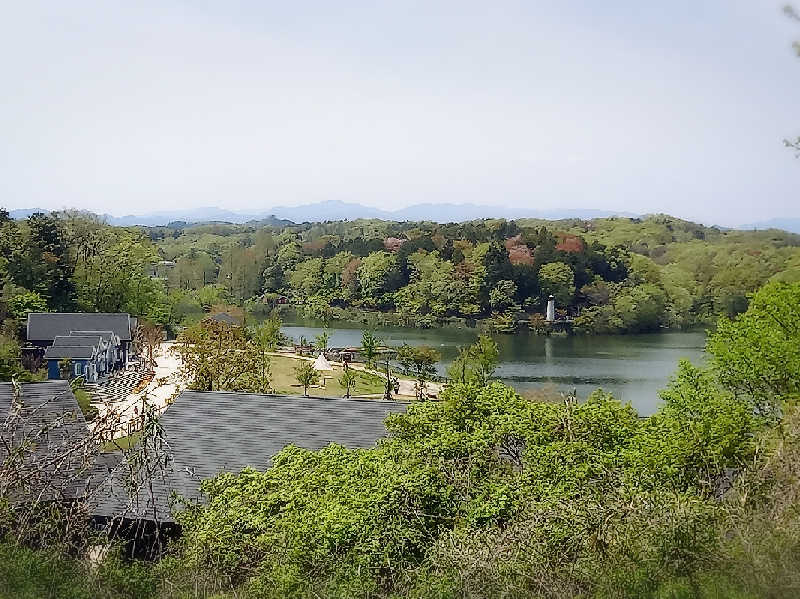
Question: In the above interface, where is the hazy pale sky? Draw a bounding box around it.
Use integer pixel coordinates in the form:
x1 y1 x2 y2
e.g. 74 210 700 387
1 0 798 226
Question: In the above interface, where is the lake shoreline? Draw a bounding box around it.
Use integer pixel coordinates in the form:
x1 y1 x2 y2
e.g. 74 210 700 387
275 321 708 417
252 303 710 337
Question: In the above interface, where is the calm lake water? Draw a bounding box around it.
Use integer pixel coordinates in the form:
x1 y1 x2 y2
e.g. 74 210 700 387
280 320 707 416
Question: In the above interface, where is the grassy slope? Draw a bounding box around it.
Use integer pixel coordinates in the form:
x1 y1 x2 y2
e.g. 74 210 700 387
101 431 142 453
269 355 386 398
73 388 98 420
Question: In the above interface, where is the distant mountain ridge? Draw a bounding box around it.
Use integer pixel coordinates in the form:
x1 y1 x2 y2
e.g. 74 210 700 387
7 201 639 226
7 201 798 232
738 218 800 234
265 200 641 223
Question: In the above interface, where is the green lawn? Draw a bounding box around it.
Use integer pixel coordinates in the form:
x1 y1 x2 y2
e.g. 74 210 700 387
269 355 385 398
73 388 98 421
102 431 142 453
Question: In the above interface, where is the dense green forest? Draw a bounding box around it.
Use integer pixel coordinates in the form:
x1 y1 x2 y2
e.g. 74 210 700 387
2 208 799 346
2 280 800 598
2 208 800 597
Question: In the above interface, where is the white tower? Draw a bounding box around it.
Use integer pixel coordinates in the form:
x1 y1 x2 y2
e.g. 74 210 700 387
546 295 555 322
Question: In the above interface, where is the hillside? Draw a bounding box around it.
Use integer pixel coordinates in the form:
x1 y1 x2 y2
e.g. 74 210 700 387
2 209 799 337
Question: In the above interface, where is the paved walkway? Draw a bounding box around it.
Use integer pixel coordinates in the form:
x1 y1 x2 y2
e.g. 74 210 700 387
89 342 185 440
86 369 151 404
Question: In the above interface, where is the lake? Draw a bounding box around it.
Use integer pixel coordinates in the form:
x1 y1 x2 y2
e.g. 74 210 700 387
280 320 707 416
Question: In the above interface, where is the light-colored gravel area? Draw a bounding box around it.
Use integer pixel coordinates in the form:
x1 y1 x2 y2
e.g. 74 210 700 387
90 342 186 439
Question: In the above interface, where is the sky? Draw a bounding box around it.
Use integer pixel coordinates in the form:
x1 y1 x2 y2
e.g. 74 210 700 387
1 0 798 226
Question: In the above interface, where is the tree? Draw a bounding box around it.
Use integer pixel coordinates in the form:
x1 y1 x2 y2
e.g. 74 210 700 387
302 295 333 322
71 229 161 314
172 249 217 290
489 280 518 312
194 284 232 312
339 361 358 398
174 320 271 393
538 262 575 306
447 335 499 386
484 241 513 289
358 251 401 307
250 314 282 387
628 360 762 491
217 245 264 300
397 344 440 400
6 291 47 325
288 258 325 297
294 361 320 396
7 213 75 311
252 311 284 352
58 358 73 380
361 329 379 367
314 330 330 352
613 283 667 333
707 281 800 411
393 251 461 318
136 322 163 369
323 251 356 292
382 352 397 401
0 333 27 382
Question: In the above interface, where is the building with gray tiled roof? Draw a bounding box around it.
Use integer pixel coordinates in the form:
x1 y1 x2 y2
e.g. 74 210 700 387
0 381 93 503
27 313 133 342
26 313 135 376
93 390 407 525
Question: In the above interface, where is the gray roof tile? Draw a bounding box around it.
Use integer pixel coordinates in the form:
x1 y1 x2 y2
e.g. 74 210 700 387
52 335 103 347
27 313 132 342
0 381 92 502
44 345 97 360
92 391 408 523
70 330 117 341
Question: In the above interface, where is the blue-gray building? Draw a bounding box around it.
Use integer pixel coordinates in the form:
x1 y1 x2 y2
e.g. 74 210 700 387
43 333 122 382
27 313 135 381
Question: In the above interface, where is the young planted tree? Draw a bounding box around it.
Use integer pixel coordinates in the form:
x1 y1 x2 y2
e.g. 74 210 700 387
251 313 283 389
58 358 73 380
314 330 330 352
338 361 358 398
361 329 379 368
251 311 284 352
397 344 441 400
294 361 320 396
382 352 397 401
136 321 163 370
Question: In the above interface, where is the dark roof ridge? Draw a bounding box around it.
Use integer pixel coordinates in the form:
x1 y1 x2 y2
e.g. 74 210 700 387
27 311 131 316
0 379 73 391
27 313 132 342
71 329 116 334
177 389 408 406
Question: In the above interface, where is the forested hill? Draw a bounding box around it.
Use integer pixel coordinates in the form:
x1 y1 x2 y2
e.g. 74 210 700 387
1 209 799 341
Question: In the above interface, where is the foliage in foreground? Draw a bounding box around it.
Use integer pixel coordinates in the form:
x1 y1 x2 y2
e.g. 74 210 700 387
173 365 763 598
2 282 800 599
